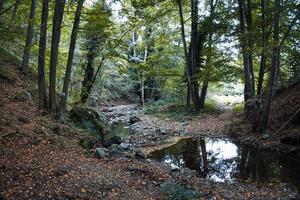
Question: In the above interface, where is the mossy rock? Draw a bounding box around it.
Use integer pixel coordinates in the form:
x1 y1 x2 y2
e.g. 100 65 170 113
70 106 100 123
0 65 18 82
70 106 109 138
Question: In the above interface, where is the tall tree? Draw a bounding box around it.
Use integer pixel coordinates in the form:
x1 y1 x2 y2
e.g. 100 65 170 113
37 0 49 110
49 0 65 113
20 0 37 75
58 0 84 122
237 0 255 119
81 37 97 103
258 1 300 133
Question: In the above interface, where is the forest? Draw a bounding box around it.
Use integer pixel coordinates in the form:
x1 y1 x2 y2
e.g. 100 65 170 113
0 0 299 199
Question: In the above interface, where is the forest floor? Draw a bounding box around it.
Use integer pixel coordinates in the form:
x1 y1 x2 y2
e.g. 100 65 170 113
0 54 299 199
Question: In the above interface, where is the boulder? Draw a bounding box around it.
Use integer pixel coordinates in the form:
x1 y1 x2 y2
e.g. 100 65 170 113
102 138 113 147
129 116 141 124
95 148 107 159
0 65 17 82
70 106 108 137
135 149 146 159
120 142 130 150
18 115 30 123
111 136 122 145
15 90 31 102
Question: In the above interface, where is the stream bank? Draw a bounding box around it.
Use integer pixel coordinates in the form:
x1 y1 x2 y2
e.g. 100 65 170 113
98 104 300 199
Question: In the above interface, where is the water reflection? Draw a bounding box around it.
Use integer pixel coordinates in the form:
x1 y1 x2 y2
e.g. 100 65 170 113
149 137 300 189
104 122 131 140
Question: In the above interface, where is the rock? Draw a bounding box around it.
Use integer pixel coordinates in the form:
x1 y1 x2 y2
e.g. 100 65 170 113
120 142 130 150
109 144 123 156
135 149 145 159
0 65 17 82
15 90 31 102
129 116 141 124
155 128 161 134
111 143 122 150
95 148 107 159
110 136 122 145
102 139 113 147
262 133 270 140
18 115 30 123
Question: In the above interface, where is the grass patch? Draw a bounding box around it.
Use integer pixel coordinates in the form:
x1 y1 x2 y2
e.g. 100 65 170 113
143 99 220 121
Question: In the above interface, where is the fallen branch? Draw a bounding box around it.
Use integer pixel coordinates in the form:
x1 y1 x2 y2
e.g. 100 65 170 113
267 106 300 141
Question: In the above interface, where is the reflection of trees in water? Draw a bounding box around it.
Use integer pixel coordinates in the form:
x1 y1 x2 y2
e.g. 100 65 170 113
279 155 300 190
150 138 300 189
235 148 283 183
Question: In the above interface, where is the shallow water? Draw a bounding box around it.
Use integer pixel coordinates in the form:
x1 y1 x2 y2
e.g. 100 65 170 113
104 122 132 140
149 137 300 189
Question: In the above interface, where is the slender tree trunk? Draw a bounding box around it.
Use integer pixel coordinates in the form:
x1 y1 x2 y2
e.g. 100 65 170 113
253 0 268 131
81 38 97 103
20 0 37 75
58 0 84 122
0 0 4 11
177 0 193 107
140 47 148 106
257 0 267 98
199 80 208 109
37 0 49 110
190 0 201 110
238 0 255 119
49 0 65 113
9 0 21 25
92 57 105 85
259 0 281 133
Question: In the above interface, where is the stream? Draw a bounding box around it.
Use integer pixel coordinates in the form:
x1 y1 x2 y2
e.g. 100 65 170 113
101 105 300 192
148 137 300 190
105 120 300 191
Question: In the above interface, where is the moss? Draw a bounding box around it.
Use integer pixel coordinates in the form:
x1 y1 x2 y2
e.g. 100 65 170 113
0 65 18 82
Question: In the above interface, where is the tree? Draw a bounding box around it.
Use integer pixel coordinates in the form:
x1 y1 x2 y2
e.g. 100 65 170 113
237 0 255 119
37 0 49 110
49 0 65 113
20 0 37 75
58 0 84 122
258 1 300 133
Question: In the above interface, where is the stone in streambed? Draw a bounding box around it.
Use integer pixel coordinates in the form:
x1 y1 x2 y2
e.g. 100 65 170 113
18 115 30 123
129 116 141 124
95 148 108 159
120 143 130 150
135 149 145 159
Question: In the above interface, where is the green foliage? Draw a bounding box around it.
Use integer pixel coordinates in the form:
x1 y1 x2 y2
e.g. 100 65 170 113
160 182 201 200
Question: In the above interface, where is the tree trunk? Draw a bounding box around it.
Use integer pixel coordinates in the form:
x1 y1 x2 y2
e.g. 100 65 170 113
199 80 208 109
256 0 267 98
238 0 255 119
140 47 148 106
81 38 97 103
10 0 21 23
20 0 37 75
0 0 4 11
49 0 65 113
258 0 281 133
190 0 201 110
58 0 84 122
92 57 105 85
37 0 49 110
